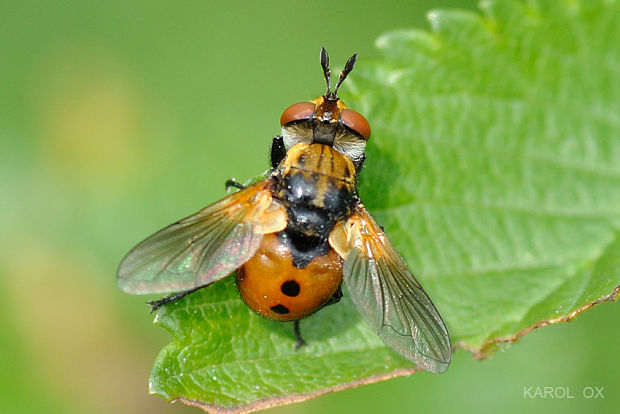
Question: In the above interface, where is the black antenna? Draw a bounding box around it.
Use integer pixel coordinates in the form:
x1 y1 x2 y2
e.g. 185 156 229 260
333 53 357 95
320 46 331 97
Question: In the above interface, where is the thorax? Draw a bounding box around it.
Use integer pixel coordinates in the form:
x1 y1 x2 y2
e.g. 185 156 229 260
273 143 357 221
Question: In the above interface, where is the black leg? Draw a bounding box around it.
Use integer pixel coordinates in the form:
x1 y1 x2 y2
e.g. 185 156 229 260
225 178 245 191
293 320 307 349
146 285 206 313
271 136 286 169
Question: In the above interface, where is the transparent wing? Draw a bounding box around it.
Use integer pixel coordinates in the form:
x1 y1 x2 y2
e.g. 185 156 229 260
339 205 451 373
117 181 287 295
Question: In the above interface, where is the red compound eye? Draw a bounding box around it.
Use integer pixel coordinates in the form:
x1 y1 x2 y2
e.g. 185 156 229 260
280 102 316 126
340 109 371 140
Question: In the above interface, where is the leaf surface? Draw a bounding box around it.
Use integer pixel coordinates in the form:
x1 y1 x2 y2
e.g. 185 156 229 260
149 1 620 411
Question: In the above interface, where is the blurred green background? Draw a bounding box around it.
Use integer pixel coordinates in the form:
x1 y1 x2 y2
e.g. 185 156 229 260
1 1 617 413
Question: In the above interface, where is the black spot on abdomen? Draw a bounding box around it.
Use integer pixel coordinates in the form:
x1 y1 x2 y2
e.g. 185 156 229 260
281 280 300 297
270 304 290 314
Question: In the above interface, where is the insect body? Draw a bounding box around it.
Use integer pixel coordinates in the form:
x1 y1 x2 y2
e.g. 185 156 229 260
117 48 451 373
238 143 356 321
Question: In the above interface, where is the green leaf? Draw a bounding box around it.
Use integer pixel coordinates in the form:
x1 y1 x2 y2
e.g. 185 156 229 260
148 0 620 412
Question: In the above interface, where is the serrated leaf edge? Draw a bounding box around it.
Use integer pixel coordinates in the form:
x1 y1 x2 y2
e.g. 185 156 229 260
456 283 620 359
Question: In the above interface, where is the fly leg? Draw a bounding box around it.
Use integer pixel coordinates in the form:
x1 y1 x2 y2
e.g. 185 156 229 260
270 136 286 169
147 285 207 313
225 178 245 191
293 320 307 349
292 286 342 349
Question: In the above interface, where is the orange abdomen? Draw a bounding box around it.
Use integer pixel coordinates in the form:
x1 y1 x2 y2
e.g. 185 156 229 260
236 233 343 321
